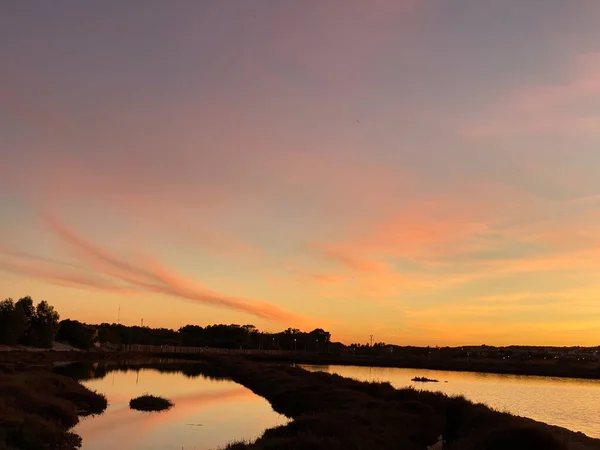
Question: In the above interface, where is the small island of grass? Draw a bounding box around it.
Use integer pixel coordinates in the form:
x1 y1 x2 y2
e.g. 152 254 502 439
129 394 173 412
412 376 439 383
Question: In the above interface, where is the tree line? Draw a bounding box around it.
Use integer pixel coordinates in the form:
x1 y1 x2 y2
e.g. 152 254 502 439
0 295 333 351
95 323 332 352
0 296 418 354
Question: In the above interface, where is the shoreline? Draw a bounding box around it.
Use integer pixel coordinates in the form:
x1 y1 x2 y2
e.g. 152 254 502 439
3 348 600 381
2 352 600 449
241 352 600 381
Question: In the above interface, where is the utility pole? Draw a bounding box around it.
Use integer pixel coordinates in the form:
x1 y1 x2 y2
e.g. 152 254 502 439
141 318 144 327
117 304 121 325
369 334 374 347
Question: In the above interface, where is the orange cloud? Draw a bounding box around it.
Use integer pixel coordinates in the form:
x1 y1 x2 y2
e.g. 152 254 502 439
310 196 496 271
309 243 388 273
361 207 492 262
297 182 600 309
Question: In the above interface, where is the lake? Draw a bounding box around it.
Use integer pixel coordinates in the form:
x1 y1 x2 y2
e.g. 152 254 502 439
68 363 288 450
302 364 600 438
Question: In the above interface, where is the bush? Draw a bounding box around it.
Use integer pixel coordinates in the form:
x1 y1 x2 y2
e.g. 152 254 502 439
129 395 173 412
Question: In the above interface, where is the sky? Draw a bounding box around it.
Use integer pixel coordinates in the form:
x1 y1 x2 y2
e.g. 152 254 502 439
2 1 600 346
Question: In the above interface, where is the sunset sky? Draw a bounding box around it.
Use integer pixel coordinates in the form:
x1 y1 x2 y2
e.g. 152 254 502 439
3 1 600 346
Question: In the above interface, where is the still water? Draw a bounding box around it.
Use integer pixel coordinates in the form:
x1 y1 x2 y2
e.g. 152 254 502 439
302 364 600 438
72 365 287 450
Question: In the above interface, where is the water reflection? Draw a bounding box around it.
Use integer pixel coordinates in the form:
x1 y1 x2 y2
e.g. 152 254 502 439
59 361 288 450
302 364 600 438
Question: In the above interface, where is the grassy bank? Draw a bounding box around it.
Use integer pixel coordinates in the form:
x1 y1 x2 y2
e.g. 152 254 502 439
153 355 598 450
0 369 107 449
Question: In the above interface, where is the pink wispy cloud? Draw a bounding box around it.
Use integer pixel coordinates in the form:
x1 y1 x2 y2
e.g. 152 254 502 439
464 52 600 138
298 179 600 302
2 213 307 325
0 253 133 294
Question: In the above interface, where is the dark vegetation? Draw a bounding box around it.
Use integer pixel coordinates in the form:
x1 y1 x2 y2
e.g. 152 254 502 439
1 295 334 351
129 394 173 412
95 323 333 351
412 376 439 382
0 296 60 348
156 356 572 450
0 370 107 450
56 319 97 350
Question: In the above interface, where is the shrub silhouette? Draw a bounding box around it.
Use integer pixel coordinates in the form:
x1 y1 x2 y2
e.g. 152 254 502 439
129 394 173 412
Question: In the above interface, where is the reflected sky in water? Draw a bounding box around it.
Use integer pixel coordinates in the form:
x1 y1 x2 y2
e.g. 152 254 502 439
75 368 288 450
302 364 600 438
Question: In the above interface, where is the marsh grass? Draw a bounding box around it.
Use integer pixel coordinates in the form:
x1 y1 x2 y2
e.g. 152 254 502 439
129 394 173 412
0 371 107 450
185 356 571 450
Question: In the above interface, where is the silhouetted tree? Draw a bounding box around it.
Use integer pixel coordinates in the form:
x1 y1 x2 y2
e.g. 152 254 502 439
15 296 35 344
309 328 331 351
0 298 27 345
57 319 96 349
29 300 60 348
98 326 122 345
179 324 252 348
16 296 35 319
99 323 178 346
